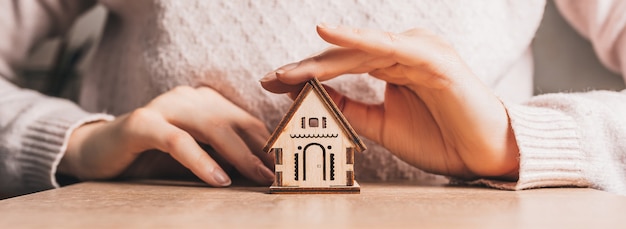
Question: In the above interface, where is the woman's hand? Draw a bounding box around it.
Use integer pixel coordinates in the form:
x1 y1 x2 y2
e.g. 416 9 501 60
59 86 275 186
261 24 519 181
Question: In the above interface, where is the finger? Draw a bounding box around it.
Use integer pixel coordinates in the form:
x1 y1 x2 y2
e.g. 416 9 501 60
154 87 275 185
369 67 410 86
234 120 275 170
322 85 385 143
316 24 426 66
261 49 394 94
277 48 375 84
199 125 275 185
259 70 306 94
317 25 468 90
372 64 453 89
144 122 232 187
370 65 428 88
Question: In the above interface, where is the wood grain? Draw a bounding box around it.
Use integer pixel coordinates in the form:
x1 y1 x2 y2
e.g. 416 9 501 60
1 180 625 228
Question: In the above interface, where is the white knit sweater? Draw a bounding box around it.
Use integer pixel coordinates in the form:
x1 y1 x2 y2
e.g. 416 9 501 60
1 0 626 197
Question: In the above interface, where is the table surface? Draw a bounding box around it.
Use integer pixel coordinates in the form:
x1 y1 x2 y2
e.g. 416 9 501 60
1 180 625 228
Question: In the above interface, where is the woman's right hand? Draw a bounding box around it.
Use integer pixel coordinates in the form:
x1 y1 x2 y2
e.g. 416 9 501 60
58 86 275 187
262 25 519 181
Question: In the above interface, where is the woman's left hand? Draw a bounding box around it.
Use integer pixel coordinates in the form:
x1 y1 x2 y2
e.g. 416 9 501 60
261 24 519 181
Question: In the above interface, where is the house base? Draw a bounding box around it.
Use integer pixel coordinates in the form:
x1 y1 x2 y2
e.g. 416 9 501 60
269 181 360 194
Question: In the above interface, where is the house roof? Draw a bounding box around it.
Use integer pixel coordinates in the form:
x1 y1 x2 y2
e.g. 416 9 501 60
263 78 367 153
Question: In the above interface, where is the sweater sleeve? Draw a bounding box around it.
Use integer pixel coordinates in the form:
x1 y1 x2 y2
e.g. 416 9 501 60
0 0 113 197
0 80 113 196
465 92 626 195
463 0 626 195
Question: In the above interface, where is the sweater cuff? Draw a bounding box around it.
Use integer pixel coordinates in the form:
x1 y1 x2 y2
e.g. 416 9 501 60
459 102 590 190
20 109 114 192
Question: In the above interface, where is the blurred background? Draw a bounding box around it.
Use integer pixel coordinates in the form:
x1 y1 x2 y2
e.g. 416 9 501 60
20 0 626 101
532 0 624 93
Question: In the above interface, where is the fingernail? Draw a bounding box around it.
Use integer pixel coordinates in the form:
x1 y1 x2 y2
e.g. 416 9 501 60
318 23 339 29
258 166 275 183
213 171 232 186
261 63 299 82
260 71 276 82
276 62 299 76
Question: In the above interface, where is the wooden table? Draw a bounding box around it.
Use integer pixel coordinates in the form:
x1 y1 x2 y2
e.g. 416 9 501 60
1 180 625 228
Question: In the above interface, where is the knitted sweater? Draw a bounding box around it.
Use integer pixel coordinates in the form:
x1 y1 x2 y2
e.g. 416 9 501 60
1 0 626 197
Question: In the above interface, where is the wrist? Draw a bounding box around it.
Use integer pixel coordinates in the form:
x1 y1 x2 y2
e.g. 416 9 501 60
58 121 108 179
425 77 520 180
498 117 520 181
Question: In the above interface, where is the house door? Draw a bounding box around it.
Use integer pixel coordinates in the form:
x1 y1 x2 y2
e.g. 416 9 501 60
303 143 326 183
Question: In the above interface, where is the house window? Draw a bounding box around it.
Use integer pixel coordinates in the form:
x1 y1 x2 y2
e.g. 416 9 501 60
322 117 327 128
275 171 283 186
301 117 305 129
346 171 354 186
309 118 319 127
273 148 283 165
346 147 354 164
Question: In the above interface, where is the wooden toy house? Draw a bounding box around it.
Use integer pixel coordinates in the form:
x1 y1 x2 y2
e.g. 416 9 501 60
263 78 366 194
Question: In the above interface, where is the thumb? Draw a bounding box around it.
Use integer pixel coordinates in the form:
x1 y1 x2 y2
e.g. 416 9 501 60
322 85 384 143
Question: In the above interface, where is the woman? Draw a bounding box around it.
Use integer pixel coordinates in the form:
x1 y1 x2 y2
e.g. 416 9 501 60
2 0 625 197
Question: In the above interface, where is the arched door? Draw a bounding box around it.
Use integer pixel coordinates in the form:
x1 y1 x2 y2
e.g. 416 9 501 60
303 143 326 184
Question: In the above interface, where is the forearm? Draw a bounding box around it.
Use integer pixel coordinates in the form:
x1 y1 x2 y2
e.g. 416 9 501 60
0 79 113 197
